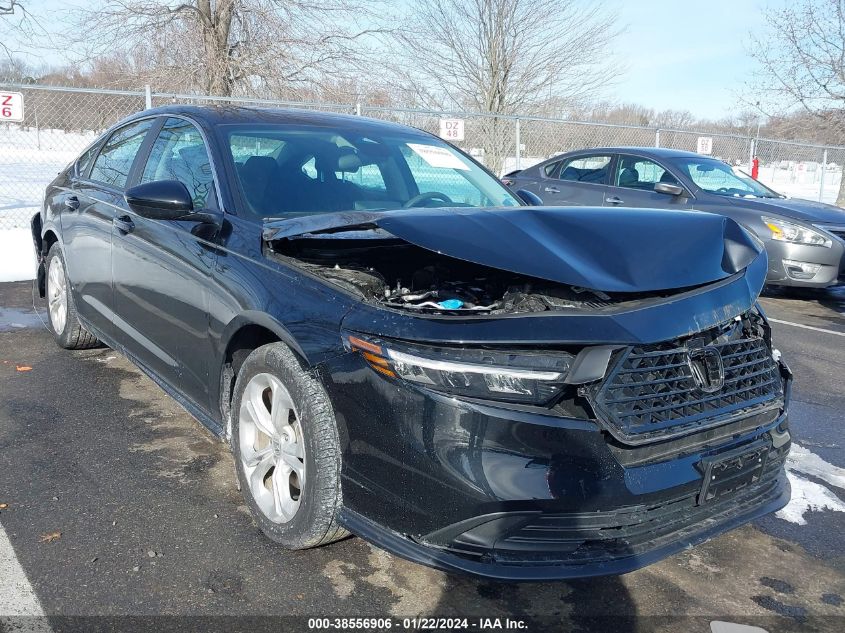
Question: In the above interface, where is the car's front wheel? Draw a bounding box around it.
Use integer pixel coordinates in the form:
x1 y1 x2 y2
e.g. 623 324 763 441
231 342 348 549
45 244 100 350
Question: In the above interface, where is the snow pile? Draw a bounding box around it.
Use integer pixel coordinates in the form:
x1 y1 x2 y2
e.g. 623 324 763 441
0 126 96 280
0 228 36 282
0 126 96 229
776 443 845 525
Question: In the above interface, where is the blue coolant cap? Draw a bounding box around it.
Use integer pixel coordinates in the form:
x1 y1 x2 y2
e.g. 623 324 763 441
438 299 464 310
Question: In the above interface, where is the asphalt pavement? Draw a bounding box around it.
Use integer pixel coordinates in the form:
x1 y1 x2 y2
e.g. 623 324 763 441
0 280 843 633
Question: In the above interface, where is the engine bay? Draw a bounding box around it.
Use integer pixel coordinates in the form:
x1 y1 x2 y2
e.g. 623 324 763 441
269 235 678 314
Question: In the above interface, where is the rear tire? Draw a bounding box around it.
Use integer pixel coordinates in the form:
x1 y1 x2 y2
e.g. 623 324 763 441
231 342 348 549
45 244 100 350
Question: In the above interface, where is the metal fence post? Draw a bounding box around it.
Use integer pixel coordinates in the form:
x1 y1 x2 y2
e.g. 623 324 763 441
655 129 660 148
515 118 522 170
144 85 152 110
819 148 828 203
355 102 361 116
748 137 755 172
34 101 40 150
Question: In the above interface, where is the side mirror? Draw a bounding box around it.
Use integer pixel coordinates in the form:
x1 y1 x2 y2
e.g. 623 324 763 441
125 180 195 220
515 189 543 206
654 182 685 197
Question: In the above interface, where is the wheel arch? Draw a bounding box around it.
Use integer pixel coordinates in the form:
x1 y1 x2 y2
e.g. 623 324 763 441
216 312 309 437
38 230 61 298
32 212 61 298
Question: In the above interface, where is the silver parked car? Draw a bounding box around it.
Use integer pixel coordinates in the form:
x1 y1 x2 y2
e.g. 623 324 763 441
505 147 845 288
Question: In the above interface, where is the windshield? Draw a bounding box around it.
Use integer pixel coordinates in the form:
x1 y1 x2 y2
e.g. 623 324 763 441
222 124 520 218
672 157 783 199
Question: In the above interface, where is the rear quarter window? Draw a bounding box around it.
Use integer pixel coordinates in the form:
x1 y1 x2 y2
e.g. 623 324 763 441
75 145 98 179
89 119 155 189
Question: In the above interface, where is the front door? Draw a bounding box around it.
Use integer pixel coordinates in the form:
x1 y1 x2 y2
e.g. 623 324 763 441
604 154 692 210
111 117 220 414
60 118 156 340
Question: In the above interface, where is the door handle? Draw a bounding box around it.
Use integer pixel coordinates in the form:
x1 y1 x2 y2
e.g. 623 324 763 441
64 196 80 211
113 215 135 234
605 196 624 205
544 186 560 193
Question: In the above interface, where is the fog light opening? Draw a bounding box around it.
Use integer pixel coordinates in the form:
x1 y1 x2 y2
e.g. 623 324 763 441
783 259 821 280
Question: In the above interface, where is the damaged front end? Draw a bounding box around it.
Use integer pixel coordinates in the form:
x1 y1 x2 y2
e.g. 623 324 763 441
264 206 791 580
263 206 763 316
270 230 650 315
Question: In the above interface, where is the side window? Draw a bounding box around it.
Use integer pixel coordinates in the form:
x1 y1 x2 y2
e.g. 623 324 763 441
558 155 612 184
75 145 98 179
543 160 561 177
141 117 216 209
89 119 154 188
615 156 678 190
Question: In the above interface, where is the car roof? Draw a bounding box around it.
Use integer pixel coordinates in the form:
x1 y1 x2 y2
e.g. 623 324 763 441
555 147 713 160
129 104 424 136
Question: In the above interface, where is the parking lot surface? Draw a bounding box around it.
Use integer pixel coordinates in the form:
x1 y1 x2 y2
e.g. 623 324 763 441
1 280 844 632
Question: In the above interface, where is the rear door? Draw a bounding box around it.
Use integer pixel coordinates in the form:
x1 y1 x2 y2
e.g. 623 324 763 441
604 153 692 210
110 116 220 413
60 118 156 341
542 153 612 206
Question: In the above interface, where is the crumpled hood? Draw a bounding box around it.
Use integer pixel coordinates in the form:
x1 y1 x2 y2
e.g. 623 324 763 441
725 196 845 225
264 207 763 293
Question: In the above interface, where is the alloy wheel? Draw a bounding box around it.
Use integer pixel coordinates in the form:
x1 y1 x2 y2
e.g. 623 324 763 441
47 256 68 334
238 373 306 523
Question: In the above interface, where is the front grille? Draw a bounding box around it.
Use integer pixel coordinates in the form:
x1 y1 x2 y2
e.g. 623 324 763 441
588 333 784 445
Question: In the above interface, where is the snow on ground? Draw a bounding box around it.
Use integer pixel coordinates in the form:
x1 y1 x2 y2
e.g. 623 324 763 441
0 126 96 230
776 443 845 525
778 471 845 526
757 165 843 205
0 126 96 280
0 228 36 282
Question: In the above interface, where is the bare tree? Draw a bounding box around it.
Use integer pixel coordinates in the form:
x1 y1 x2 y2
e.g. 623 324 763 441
66 0 390 97
748 0 845 204
392 0 620 173
0 1 46 62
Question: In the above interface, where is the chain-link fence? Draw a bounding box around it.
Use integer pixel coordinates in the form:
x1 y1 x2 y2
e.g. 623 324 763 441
2 83 844 229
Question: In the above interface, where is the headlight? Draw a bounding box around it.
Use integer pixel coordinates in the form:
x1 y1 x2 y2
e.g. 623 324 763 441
345 334 572 405
762 216 832 247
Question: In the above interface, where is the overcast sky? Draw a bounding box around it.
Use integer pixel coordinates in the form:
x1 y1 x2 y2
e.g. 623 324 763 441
5 0 787 120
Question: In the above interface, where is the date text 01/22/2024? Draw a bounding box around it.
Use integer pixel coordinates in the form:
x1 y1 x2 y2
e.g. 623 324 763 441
307 618 528 630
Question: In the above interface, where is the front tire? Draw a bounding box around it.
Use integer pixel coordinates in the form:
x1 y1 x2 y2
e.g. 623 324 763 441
231 342 348 549
45 244 100 350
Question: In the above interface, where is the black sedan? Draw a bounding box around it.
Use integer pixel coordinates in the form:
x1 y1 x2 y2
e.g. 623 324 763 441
32 107 791 580
506 147 845 288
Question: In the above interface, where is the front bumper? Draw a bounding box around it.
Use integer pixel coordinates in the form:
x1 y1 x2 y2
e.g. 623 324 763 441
339 474 790 581
321 349 792 580
763 237 845 287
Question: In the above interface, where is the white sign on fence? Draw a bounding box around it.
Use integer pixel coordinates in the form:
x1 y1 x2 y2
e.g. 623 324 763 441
439 118 465 142
0 92 24 122
696 136 713 155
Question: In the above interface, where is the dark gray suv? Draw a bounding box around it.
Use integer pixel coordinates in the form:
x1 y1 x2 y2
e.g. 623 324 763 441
506 147 845 288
